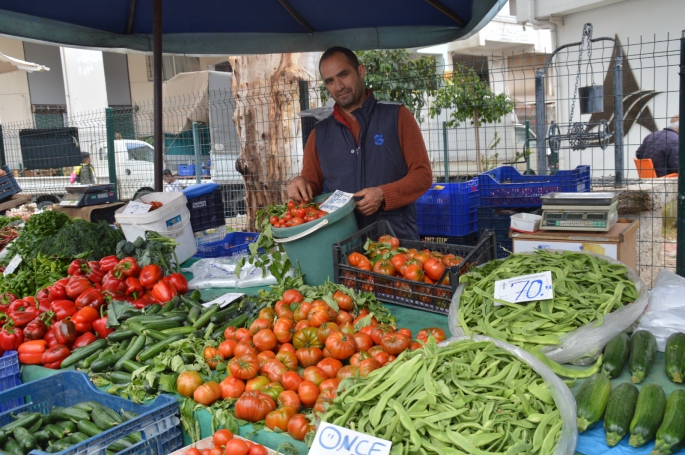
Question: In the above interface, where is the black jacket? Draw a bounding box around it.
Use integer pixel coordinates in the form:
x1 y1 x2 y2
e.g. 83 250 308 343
635 128 679 177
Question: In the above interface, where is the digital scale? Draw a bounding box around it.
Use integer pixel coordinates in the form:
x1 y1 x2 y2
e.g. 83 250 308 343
540 192 618 232
59 184 118 207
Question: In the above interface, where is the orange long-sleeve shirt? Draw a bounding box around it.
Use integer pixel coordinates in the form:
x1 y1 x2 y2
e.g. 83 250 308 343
300 105 432 211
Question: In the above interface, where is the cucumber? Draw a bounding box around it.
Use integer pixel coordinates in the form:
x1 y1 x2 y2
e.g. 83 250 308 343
193 304 219 328
161 326 197 336
121 359 145 373
49 438 76 451
77 420 102 437
72 402 96 413
107 329 135 343
12 427 36 452
79 350 102 370
629 330 657 383
664 332 685 383
604 383 639 446
210 302 240 323
119 337 132 351
0 413 41 434
136 334 184 362
91 406 119 431
70 432 89 443
125 322 145 337
109 371 133 384
90 351 126 373
576 374 612 433
3 438 23 455
113 334 146 371
137 319 186 331
27 416 43 434
629 383 666 447
653 390 685 455
108 437 133 452
187 305 201 324
0 429 5 446
601 332 629 379
100 406 124 424
145 303 163 315
61 339 108 369
142 329 169 342
159 296 180 313
56 420 77 435
43 424 65 439
121 410 138 421
33 430 51 446
49 406 90 422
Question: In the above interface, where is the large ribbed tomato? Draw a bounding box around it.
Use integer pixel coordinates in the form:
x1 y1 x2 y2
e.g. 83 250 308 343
253 329 278 352
317 358 343 379
273 318 296 343
325 332 356 360
229 354 259 380
235 391 276 422
292 327 323 349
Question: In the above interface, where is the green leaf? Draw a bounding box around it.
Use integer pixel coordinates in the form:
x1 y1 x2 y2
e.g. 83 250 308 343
131 365 149 380
145 371 157 388
322 294 339 312
354 313 373 331
158 374 177 393
170 355 186 373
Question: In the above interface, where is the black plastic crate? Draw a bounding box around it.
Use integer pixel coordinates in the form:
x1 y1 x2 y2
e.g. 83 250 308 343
333 221 497 315
478 207 540 259
421 231 479 247
186 187 225 232
0 166 21 202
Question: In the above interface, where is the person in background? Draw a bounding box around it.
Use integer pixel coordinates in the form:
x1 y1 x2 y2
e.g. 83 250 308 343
636 115 679 177
286 46 432 239
163 169 184 192
77 152 96 184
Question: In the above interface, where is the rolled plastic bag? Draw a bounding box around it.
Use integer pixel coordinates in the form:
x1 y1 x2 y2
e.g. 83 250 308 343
636 269 685 351
448 250 649 365
440 334 577 455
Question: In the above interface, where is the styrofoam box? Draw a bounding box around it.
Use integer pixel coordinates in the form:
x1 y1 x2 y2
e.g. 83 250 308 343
510 212 542 233
169 436 281 455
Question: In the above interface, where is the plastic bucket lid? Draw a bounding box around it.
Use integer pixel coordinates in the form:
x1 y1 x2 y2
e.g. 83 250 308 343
272 193 358 286
183 182 219 199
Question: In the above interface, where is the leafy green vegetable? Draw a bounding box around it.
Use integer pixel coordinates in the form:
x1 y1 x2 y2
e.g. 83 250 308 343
236 205 292 281
5 210 72 262
116 231 179 274
38 219 125 261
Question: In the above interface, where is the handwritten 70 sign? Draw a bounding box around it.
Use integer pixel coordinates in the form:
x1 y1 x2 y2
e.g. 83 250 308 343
310 421 392 455
493 271 554 305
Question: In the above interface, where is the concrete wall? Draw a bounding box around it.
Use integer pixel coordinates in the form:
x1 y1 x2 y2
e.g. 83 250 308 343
0 36 31 124
60 48 108 114
127 54 152 106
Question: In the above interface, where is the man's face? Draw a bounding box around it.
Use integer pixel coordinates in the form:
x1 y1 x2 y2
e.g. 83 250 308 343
320 53 366 110
163 175 172 183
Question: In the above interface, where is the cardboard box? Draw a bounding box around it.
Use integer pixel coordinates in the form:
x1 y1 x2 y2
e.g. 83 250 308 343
169 436 281 455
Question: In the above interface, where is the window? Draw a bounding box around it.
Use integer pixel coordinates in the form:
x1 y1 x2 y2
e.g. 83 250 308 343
146 55 201 81
127 144 155 162
453 55 490 85
214 61 233 72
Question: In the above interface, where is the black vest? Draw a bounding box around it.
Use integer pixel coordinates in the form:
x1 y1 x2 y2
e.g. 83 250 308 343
315 94 419 240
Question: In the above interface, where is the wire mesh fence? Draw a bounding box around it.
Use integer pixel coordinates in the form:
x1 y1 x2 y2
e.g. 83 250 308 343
0 31 680 286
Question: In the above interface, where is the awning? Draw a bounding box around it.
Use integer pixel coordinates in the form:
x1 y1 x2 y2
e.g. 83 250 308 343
0 51 49 74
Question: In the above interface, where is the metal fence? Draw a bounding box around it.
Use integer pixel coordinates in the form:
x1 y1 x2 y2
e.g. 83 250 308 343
0 31 681 287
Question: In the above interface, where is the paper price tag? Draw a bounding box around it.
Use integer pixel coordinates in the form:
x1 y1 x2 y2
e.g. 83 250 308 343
310 421 391 455
3 254 22 276
319 190 354 213
202 292 244 308
122 201 152 215
494 271 553 305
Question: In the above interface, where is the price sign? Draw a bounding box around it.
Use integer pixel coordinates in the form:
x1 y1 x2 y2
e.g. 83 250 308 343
494 271 553 305
3 254 21 276
310 421 392 455
319 190 354 213
202 292 244 308
122 201 152 215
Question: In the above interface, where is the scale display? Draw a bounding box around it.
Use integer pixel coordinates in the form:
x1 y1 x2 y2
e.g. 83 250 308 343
60 185 117 207
540 204 618 232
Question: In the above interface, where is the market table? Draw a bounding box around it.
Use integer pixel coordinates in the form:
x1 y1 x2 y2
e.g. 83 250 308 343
18 283 684 455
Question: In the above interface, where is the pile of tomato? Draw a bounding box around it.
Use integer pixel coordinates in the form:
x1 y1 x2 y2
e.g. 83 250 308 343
268 200 328 229
175 288 446 443
346 235 463 285
183 429 270 455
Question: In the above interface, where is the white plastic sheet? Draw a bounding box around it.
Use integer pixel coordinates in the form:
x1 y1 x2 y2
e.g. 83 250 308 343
184 256 294 290
636 269 685 351
449 250 649 365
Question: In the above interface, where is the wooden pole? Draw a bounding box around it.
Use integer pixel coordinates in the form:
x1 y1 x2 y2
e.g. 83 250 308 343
153 0 163 192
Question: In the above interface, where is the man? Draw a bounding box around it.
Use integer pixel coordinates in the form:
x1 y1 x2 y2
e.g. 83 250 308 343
636 115 679 177
287 47 432 239
77 152 96 184
163 169 184 192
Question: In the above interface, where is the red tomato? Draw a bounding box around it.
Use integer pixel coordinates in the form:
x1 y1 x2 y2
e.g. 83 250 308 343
276 350 298 371
317 357 343 379
373 350 389 366
218 339 238 359
253 329 278 352
359 358 381 378
294 320 311 331
259 359 288 383
224 439 249 455
273 318 296 344
234 328 252 343
230 354 260 380
316 322 340 344
288 414 313 441
186 449 201 455
257 351 276 367
281 371 303 391
417 327 446 343
390 253 408 272
177 371 203 397
213 429 233 447
336 311 354 326
403 264 425 281
265 406 297 432
370 324 395 345
296 347 323 367
293 302 312 322
339 322 355 335
234 341 257 357
319 378 340 393
249 318 272 335
332 291 354 312
282 289 304 304
204 347 221 369
224 326 237 341
258 307 277 325
373 260 395 276
248 444 268 455
396 328 412 339
352 332 373 352
194 381 221 406
219 376 245 399
349 351 370 367
297 380 320 408
209 448 223 455
325 332 356 360
336 365 359 380
378 234 400 249
346 252 365 267
277 390 301 410
302 366 327 386
245 376 269 392
234 391 276 423
278 343 295 353
381 333 411 355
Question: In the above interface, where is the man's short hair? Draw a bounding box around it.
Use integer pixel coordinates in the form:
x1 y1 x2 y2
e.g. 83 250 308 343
319 47 360 72
669 115 679 132
163 169 173 177
81 152 90 162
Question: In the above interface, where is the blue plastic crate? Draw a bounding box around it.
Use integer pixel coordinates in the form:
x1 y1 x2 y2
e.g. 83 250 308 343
0 351 22 412
416 180 479 236
195 232 259 258
0 165 22 202
177 164 196 176
0 371 181 455
478 165 590 208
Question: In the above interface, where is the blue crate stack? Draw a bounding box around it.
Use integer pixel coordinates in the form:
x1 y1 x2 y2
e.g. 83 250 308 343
415 179 479 238
477 165 591 258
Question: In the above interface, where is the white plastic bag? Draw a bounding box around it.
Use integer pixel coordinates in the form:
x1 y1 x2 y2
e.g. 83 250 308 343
439 335 577 455
185 256 294 290
448 250 649 365
636 269 685 351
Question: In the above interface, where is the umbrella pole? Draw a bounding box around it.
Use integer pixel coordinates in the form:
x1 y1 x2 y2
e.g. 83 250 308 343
153 0 163 192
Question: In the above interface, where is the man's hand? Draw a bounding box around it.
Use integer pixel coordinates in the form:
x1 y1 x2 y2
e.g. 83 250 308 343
354 187 384 216
287 176 313 203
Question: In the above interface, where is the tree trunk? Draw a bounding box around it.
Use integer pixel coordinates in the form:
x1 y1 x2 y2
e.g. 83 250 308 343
474 108 482 173
229 53 320 230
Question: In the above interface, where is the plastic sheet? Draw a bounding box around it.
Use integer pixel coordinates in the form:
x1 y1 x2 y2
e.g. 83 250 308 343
185 256 294 290
449 250 649 365
440 335 578 455
636 269 685 351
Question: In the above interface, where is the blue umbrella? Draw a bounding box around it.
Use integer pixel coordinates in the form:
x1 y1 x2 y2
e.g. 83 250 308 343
0 0 506 189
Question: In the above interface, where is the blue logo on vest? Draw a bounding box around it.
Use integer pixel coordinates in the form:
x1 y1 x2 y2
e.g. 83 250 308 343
374 134 384 145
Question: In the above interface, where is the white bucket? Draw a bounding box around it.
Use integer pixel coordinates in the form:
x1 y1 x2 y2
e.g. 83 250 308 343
114 192 198 264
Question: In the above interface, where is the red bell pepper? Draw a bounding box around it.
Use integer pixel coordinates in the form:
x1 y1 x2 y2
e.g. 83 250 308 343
72 306 99 333
101 275 128 294
0 293 17 306
169 273 189 295
74 288 105 311
72 332 97 348
23 316 50 340
46 284 67 302
54 319 77 345
132 297 155 309
99 255 120 273
50 300 77 321
0 320 24 350
9 308 40 327
125 277 143 299
151 281 177 304
8 299 31 314
83 263 105 285
65 276 94 300
17 340 47 365
67 259 86 276
113 257 141 279
92 307 114 339
44 329 59 348
41 344 71 369
139 265 163 290
35 288 50 302
56 277 71 288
